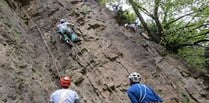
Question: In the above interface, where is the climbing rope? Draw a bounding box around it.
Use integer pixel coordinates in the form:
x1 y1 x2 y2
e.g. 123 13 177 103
32 22 61 79
71 43 124 102
115 59 130 74
4 11 60 101
37 27 61 78
22 9 62 90
22 1 130 101
55 0 71 11
23 11 61 79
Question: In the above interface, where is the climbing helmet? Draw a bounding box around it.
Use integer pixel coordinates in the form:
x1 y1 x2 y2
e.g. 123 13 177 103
60 19 66 23
60 76 71 88
128 72 141 83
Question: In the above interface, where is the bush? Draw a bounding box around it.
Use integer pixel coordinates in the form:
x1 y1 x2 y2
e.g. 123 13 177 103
178 46 207 69
115 9 136 25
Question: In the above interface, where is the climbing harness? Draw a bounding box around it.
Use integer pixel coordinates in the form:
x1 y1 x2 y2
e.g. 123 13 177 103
138 84 147 103
59 90 68 103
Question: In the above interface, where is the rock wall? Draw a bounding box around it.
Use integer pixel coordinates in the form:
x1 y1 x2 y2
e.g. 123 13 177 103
0 0 208 103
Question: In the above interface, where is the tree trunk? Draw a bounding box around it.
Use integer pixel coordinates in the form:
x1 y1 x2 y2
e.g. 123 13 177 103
129 0 161 43
153 0 163 37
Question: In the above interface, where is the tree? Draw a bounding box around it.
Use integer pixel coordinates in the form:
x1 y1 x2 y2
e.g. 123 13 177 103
115 8 137 25
204 47 209 68
127 0 209 69
100 0 209 69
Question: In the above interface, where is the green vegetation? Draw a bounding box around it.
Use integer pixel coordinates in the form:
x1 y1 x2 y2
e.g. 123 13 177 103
80 5 91 15
11 27 21 40
115 10 136 25
100 0 209 71
127 0 209 71
0 0 7 7
178 47 207 68
97 0 137 25
97 0 113 5
181 93 190 103
2 17 12 28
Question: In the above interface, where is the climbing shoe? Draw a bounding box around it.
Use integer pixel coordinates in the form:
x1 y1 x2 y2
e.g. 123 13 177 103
66 40 73 47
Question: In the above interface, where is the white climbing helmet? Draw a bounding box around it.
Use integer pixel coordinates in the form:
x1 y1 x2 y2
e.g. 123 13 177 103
124 23 128 27
60 19 66 23
128 72 141 83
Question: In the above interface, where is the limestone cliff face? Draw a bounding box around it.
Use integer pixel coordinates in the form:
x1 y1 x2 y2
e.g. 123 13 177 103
0 0 208 103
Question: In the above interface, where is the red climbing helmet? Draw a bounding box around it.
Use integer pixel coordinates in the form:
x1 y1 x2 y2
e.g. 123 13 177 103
60 76 71 88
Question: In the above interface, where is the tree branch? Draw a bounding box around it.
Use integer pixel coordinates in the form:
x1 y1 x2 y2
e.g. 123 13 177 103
177 39 209 49
154 0 161 18
162 9 168 25
135 0 164 37
153 0 163 36
129 0 161 42
194 39 209 45
165 11 195 27
134 2 154 18
165 23 207 38
165 4 209 27
185 30 209 40
173 14 199 42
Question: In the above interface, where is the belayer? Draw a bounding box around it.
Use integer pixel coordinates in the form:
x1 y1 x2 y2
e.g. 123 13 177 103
50 76 80 103
127 72 163 103
56 19 81 47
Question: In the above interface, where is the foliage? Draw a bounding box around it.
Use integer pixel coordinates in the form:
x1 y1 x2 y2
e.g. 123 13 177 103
96 0 136 25
80 5 91 15
127 0 209 70
101 0 209 69
178 47 206 69
97 0 114 5
115 9 136 25
147 22 158 35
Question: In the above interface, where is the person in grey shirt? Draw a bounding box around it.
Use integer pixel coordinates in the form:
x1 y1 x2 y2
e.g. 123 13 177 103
50 76 80 103
56 19 74 40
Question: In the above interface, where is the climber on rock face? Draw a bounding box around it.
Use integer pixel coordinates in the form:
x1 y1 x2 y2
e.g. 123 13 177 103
125 23 136 32
124 22 142 34
57 19 73 39
127 72 163 103
50 76 80 103
56 18 81 46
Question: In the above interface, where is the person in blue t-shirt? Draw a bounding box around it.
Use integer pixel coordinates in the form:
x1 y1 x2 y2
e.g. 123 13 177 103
127 72 163 103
